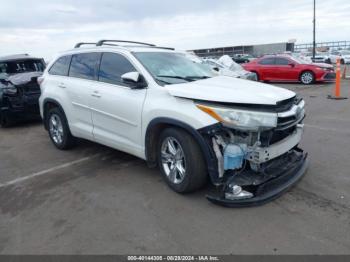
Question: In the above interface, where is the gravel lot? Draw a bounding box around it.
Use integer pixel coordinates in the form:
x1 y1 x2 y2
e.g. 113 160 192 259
0 80 350 255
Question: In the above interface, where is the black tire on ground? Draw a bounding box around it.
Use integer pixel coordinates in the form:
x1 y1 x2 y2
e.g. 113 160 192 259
0 112 11 128
340 59 345 65
157 127 207 193
46 107 76 150
325 58 331 64
300 71 315 85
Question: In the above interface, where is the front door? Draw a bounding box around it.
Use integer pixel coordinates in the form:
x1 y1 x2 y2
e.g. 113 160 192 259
90 52 147 157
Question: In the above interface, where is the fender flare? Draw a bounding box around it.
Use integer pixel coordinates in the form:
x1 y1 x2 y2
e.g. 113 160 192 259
145 117 220 184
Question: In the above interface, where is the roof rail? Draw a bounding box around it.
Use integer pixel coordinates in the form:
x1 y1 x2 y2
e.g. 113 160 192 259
74 42 96 48
96 40 156 47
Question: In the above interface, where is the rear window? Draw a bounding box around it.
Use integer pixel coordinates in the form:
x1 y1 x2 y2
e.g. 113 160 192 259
0 59 45 74
259 58 275 65
49 55 71 76
275 58 290 65
69 53 99 80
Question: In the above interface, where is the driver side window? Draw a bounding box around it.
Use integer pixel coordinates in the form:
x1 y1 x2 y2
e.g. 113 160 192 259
98 52 136 86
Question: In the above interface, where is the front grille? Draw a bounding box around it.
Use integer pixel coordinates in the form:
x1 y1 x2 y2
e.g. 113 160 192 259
324 73 336 80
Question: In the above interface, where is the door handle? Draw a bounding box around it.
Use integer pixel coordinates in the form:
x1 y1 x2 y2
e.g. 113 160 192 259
91 91 101 98
58 83 66 88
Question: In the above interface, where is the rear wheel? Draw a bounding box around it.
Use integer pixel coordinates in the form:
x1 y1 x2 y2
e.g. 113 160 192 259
340 59 345 65
300 71 315 85
46 107 76 150
157 128 207 193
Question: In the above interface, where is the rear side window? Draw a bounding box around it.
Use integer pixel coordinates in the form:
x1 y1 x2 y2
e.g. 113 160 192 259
259 58 275 65
275 58 290 65
98 52 136 86
69 53 99 80
49 56 71 76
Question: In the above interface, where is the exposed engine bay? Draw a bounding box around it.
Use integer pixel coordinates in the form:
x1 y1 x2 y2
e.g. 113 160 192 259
198 97 308 207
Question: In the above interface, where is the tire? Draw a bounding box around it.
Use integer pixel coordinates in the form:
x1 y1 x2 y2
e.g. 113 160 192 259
300 71 315 85
0 112 11 128
46 107 76 150
340 59 345 65
157 127 207 193
325 58 331 64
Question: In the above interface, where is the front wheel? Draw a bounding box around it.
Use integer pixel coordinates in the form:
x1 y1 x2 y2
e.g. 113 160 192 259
157 128 207 193
300 71 315 85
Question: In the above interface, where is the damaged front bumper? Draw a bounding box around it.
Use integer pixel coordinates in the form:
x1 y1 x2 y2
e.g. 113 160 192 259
206 148 308 207
197 97 308 207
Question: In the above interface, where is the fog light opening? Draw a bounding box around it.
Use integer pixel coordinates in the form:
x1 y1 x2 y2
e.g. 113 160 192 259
225 185 253 200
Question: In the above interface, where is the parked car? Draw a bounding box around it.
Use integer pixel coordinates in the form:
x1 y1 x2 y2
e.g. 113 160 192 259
39 40 308 207
232 54 255 64
242 54 335 84
306 52 331 64
0 54 45 127
202 55 257 80
329 50 350 64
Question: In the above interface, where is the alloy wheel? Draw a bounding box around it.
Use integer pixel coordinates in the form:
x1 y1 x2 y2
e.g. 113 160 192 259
49 114 64 145
301 72 314 84
161 137 186 184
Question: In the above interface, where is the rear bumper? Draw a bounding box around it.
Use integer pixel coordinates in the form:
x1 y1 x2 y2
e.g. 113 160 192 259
206 149 308 207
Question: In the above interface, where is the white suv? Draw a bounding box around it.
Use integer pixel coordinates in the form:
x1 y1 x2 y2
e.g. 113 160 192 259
39 40 308 207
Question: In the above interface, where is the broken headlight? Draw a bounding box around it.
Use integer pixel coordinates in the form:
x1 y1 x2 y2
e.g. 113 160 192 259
196 104 277 131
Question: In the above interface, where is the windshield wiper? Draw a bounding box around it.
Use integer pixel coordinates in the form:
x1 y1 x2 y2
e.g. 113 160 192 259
186 76 211 80
156 75 212 82
156 75 195 82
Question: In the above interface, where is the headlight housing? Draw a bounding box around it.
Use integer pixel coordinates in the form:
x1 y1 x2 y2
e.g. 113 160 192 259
196 104 277 131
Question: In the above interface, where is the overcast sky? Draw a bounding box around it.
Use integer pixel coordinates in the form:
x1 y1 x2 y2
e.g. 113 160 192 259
1 0 349 60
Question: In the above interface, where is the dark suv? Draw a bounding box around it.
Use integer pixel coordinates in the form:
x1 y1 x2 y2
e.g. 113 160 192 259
0 54 45 127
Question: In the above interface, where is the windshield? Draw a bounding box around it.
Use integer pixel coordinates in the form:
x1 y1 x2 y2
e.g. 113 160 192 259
133 52 215 85
290 56 308 64
0 59 45 74
341 50 350 55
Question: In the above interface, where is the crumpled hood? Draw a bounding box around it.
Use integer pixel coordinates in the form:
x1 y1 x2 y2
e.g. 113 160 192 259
3 72 42 86
165 76 295 105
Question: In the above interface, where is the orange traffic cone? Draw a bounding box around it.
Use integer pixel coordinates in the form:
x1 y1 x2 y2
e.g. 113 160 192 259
328 58 348 100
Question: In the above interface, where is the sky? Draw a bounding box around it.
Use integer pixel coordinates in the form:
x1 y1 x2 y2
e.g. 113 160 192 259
1 0 349 60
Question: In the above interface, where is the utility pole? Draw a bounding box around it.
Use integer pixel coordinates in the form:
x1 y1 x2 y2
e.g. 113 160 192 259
312 0 316 60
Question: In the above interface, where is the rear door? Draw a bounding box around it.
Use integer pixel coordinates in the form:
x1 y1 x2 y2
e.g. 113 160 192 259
90 52 147 157
63 52 100 140
257 57 276 80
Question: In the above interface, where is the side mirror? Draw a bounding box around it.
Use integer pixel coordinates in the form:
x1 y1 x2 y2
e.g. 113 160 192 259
213 67 220 72
288 63 295 67
121 72 147 89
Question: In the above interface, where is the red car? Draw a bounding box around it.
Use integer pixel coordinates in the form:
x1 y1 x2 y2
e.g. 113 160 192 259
242 55 335 85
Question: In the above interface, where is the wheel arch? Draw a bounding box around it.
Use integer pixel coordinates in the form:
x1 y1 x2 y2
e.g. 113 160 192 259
299 70 315 83
42 98 67 130
145 117 219 183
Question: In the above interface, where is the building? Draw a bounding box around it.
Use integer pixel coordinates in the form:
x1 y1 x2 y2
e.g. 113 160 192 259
190 42 295 58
